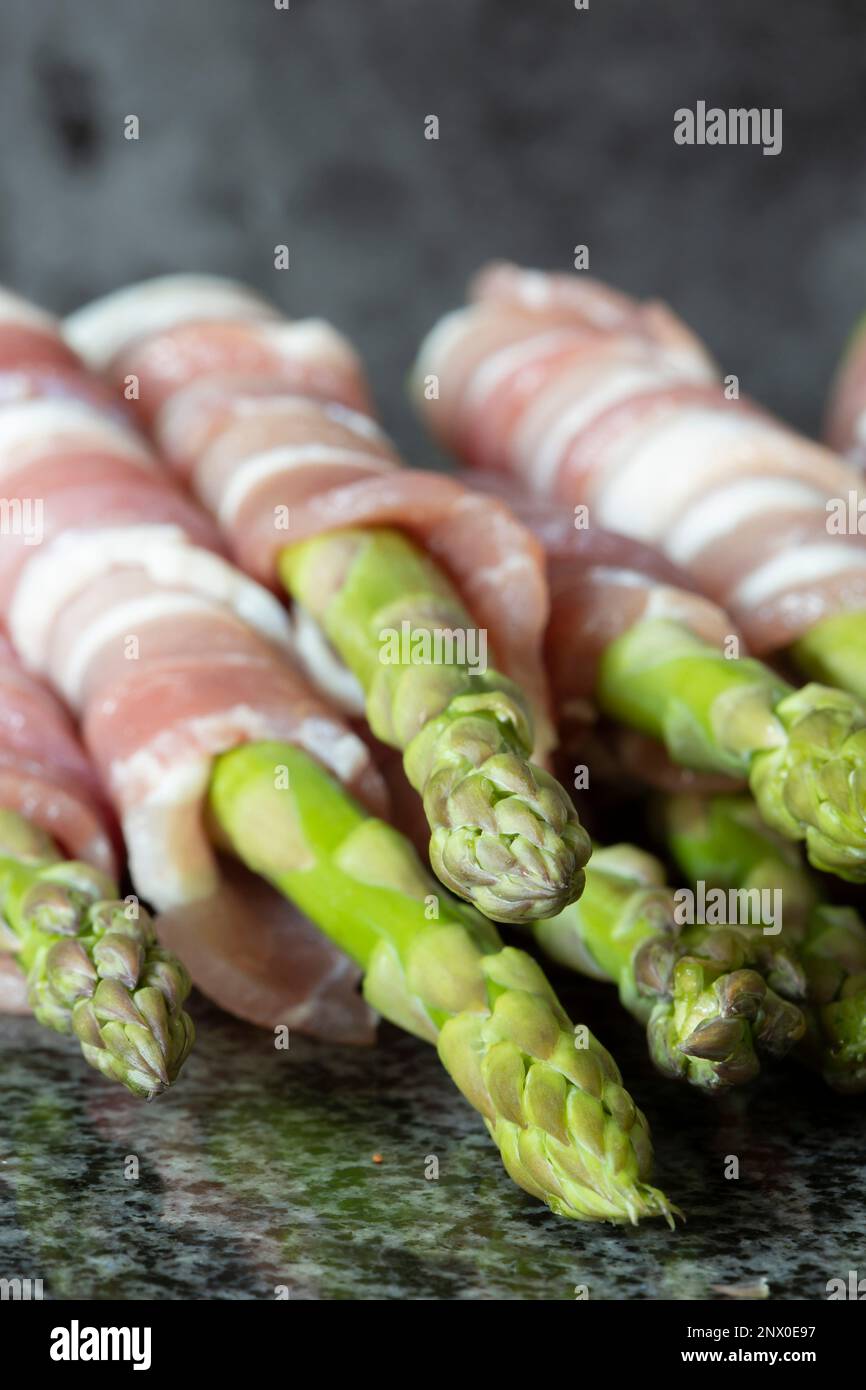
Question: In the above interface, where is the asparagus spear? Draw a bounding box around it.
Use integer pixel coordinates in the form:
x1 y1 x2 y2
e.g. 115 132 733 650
0 809 194 1097
279 528 590 924
597 618 866 882
663 793 866 1093
534 844 806 1091
791 612 866 709
208 740 674 1224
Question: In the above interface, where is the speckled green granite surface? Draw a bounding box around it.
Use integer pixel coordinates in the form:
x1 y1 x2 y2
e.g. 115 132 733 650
1 985 863 1301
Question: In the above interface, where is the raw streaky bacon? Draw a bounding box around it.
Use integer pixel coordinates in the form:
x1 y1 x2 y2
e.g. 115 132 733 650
470 261 717 369
0 288 82 373
0 295 389 1043
66 277 557 760
414 262 866 657
106 318 372 428
460 473 743 794
154 858 375 1044
0 632 118 873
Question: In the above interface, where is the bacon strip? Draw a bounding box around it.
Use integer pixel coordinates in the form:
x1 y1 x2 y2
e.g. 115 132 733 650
0 632 118 873
66 277 557 759
412 262 866 657
457 473 742 794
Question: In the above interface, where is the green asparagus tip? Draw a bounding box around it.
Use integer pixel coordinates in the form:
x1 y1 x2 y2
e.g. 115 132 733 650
421 726 592 923
6 849 194 1097
637 935 807 1092
798 906 866 1092
750 685 866 882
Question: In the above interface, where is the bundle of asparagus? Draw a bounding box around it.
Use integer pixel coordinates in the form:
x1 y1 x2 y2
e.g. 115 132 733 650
3 264 862 1239
413 261 866 708
64 273 861 1104
0 283 688 1224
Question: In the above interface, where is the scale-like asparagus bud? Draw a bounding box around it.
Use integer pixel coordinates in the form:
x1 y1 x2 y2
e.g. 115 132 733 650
0 811 194 1097
535 844 806 1091
663 792 866 1092
209 742 674 1224
279 529 589 923
597 618 866 882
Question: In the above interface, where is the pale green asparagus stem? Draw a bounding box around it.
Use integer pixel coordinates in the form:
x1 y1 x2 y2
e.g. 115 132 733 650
791 611 866 707
535 844 806 1091
279 529 590 924
597 618 866 882
0 809 194 1097
208 741 675 1225
663 793 866 1092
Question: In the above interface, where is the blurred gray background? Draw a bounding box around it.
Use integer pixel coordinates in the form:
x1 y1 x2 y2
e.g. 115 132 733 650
0 0 863 455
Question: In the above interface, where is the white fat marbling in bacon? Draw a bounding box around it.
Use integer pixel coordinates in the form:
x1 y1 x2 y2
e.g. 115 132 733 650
460 472 735 707
0 292 80 373
9 525 293 678
0 398 152 474
469 262 716 372
64 275 279 371
416 263 866 654
71 277 557 760
67 284 372 425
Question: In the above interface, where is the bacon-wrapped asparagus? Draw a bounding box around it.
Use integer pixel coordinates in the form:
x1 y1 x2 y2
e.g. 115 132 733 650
409 265 866 882
65 278 591 924
0 287 384 1043
0 631 193 1094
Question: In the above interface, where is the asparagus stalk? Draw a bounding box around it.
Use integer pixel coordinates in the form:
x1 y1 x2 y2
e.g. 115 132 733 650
278 529 590 924
208 741 674 1224
663 793 866 1093
597 618 866 882
534 844 806 1091
0 809 194 1097
791 612 866 708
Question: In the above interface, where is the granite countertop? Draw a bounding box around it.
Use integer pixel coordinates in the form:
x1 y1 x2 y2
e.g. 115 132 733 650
2 983 863 1301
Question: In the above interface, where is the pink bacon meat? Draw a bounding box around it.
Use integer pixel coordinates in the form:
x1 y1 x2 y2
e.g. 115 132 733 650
0 289 388 1043
0 629 118 1020
0 631 117 874
461 473 741 793
412 262 866 657
65 276 556 759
